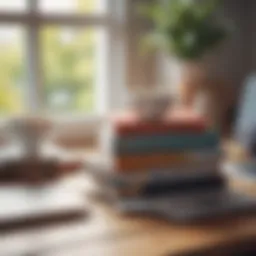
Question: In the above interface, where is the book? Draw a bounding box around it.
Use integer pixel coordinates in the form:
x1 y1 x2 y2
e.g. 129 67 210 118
86 152 219 180
114 131 219 155
114 120 207 136
86 153 219 198
0 177 87 230
115 151 219 171
112 109 208 136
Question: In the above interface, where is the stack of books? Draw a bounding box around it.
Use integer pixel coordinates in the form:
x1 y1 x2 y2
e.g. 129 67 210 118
87 109 220 200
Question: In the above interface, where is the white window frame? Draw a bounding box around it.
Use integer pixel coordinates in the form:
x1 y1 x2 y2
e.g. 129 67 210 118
0 0 128 120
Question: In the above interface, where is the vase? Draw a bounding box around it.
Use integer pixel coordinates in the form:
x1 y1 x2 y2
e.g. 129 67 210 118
177 60 208 108
161 54 209 108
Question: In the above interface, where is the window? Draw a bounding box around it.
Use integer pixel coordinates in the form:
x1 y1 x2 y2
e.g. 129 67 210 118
0 26 26 114
0 0 125 116
0 0 28 13
39 0 107 15
41 27 106 113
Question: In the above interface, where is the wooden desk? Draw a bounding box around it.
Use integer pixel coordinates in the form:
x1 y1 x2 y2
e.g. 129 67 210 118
1 177 256 256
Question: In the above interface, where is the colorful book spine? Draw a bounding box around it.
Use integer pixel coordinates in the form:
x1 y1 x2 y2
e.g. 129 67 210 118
114 151 219 172
114 121 207 136
114 131 219 155
112 109 209 136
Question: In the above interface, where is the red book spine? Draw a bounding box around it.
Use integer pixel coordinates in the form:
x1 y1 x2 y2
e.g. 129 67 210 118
114 122 207 136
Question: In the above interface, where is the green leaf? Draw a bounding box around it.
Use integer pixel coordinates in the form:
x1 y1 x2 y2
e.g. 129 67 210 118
138 0 232 60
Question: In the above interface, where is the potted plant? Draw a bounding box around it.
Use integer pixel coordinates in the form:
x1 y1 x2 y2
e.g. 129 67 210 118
140 0 231 108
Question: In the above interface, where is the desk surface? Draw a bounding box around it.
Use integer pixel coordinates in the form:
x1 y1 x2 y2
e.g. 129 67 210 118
1 176 256 256
1 203 256 256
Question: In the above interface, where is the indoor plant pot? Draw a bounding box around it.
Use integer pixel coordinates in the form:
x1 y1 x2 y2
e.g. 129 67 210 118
140 0 231 110
175 60 209 107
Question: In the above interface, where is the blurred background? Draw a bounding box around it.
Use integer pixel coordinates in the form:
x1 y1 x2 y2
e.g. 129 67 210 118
0 0 255 144
1 1 256 256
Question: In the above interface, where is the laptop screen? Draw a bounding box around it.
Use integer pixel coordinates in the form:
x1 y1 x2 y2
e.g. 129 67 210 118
235 74 256 149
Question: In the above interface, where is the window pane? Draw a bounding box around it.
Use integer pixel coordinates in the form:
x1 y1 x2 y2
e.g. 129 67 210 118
39 0 107 15
0 26 26 115
0 0 27 12
41 27 106 113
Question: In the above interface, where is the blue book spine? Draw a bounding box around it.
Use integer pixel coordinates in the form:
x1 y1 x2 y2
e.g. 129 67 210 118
114 131 219 155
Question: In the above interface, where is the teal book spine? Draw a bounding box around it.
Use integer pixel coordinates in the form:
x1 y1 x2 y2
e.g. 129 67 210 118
114 131 219 155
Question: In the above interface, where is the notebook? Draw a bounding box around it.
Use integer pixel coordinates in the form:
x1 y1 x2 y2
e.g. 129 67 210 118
0 178 87 230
